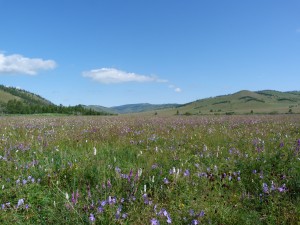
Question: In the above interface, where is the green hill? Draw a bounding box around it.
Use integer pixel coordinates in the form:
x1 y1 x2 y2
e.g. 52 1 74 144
0 85 111 115
111 103 179 114
0 85 53 106
160 90 300 115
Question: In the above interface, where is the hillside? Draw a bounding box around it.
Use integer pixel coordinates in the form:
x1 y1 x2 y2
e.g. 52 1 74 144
0 85 53 106
0 85 111 115
159 90 300 115
111 103 179 114
86 103 179 114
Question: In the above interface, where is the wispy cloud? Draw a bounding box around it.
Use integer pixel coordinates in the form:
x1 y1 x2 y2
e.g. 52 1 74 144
169 84 182 93
174 87 182 93
82 68 167 84
0 53 56 75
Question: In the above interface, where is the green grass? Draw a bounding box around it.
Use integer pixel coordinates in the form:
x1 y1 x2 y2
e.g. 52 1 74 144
0 115 299 224
154 90 300 116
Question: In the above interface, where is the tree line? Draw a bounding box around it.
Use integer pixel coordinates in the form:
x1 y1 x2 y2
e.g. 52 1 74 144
0 99 111 115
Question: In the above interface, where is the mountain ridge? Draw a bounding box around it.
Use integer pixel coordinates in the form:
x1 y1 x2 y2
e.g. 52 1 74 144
1 85 300 115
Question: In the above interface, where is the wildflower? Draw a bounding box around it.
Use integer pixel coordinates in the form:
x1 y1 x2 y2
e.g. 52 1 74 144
152 164 158 169
93 147 97 156
166 215 172 224
66 192 69 200
262 183 268 194
17 198 24 208
138 168 143 176
150 218 160 225
198 210 205 217
191 219 198 225
98 206 104 213
271 181 276 191
184 169 190 177
89 213 95 222
143 193 149 205
122 213 128 219
107 180 112 188
278 184 287 192
115 167 121 173
163 178 169 184
189 209 195 216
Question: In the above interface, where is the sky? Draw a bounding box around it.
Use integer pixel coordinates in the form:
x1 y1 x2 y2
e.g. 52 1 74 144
0 0 300 107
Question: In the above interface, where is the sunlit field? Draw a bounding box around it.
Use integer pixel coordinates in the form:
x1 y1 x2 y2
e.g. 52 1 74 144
0 115 299 224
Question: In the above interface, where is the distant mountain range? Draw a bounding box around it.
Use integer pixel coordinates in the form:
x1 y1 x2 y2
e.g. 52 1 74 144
86 103 180 114
1 84 300 115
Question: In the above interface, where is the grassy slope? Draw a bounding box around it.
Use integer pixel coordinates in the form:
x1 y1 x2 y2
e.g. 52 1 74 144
0 85 53 106
111 103 179 114
157 90 300 116
0 89 22 103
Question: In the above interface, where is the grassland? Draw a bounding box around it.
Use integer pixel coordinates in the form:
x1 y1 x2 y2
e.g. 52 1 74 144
158 90 300 116
0 115 299 224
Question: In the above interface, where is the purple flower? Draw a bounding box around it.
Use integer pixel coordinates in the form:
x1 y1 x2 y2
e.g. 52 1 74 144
97 206 104 213
122 213 128 219
100 200 107 207
198 210 205 217
191 219 198 225
17 198 24 208
89 213 95 222
152 164 158 169
184 169 190 177
278 184 287 192
107 180 112 188
189 209 195 216
262 183 269 194
163 178 169 184
143 194 149 205
166 215 172 224
115 167 121 173
150 218 160 225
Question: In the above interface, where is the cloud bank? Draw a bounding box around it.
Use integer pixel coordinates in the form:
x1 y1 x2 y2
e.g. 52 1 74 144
82 68 167 84
0 53 56 75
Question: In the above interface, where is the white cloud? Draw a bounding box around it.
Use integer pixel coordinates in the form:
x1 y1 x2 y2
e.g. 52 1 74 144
0 53 56 75
174 87 182 93
168 84 182 93
82 68 168 84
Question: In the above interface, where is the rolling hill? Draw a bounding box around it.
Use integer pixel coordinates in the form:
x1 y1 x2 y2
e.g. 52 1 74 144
0 85 53 106
1 85 300 115
159 90 300 115
86 103 180 114
0 85 111 115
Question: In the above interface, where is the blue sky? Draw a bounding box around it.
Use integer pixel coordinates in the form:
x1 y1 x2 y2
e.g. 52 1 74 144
0 0 299 107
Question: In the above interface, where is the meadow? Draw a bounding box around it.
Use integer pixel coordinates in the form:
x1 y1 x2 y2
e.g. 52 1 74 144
0 115 299 224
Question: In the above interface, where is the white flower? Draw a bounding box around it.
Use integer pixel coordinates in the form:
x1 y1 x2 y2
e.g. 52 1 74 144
66 192 69 200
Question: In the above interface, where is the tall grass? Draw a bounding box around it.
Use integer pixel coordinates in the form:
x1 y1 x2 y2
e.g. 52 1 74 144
0 115 299 224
